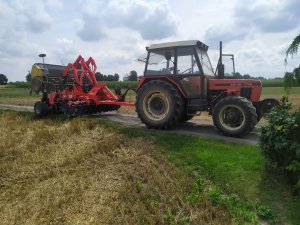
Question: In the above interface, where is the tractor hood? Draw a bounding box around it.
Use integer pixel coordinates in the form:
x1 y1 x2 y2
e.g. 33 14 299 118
208 79 261 88
208 79 262 101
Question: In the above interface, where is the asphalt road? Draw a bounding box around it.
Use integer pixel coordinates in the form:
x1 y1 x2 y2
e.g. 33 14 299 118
0 104 258 145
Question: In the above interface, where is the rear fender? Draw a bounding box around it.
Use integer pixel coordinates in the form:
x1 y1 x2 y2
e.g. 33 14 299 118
136 76 186 98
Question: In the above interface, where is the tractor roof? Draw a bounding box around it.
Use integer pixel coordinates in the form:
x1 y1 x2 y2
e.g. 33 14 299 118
148 40 208 51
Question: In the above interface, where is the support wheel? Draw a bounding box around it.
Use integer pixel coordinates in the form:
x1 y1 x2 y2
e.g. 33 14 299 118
34 101 49 117
212 96 257 137
136 80 184 129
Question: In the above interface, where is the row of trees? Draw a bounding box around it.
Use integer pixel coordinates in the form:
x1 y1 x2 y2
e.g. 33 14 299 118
25 70 138 82
94 72 120 81
232 72 265 80
94 70 138 81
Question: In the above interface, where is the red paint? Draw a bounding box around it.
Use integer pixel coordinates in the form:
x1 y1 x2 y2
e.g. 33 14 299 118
208 78 262 102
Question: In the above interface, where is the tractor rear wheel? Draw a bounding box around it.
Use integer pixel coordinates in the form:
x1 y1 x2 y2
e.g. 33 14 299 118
34 101 49 117
212 96 257 137
136 80 184 129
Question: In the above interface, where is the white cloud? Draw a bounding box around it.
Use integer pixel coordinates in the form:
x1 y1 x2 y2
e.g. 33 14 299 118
77 0 178 41
205 0 300 45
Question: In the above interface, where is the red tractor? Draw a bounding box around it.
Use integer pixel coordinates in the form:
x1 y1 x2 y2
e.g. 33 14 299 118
135 40 278 136
31 40 278 137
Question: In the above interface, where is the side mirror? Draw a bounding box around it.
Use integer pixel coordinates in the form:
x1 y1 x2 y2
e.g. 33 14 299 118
217 64 224 79
165 52 171 61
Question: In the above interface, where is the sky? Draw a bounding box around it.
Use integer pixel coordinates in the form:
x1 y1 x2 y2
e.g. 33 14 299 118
0 0 299 81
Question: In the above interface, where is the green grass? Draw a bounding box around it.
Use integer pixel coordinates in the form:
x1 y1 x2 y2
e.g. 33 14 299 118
261 79 285 87
153 133 300 225
262 78 300 88
0 87 33 98
104 121 300 224
262 87 300 95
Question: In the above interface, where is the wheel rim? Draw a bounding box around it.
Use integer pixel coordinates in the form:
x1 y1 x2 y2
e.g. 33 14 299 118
218 105 245 131
143 91 169 121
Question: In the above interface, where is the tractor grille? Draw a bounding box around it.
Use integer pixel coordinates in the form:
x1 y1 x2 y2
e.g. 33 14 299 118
241 88 252 99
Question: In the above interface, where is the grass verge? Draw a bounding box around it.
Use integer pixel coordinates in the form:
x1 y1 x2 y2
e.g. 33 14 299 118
100 119 300 225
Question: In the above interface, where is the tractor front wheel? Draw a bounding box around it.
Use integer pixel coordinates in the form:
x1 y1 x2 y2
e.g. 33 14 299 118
212 96 257 137
136 80 184 129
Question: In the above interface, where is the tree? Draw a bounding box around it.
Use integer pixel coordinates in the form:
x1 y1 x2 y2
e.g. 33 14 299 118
243 74 251 79
233 72 242 79
0 74 8 85
284 65 300 89
95 72 103 81
285 34 300 64
114 73 119 81
26 71 31 82
128 70 138 81
107 75 114 81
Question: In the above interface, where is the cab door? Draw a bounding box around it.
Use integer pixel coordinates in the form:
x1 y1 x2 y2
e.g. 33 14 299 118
174 47 204 98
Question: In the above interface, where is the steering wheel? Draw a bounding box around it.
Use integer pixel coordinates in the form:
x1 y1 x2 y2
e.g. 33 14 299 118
181 67 193 74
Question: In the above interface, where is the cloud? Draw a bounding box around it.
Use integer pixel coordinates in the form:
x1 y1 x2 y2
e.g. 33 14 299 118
204 0 300 45
234 0 300 33
77 0 177 42
56 37 73 45
204 26 248 47
6 0 54 33
77 13 106 41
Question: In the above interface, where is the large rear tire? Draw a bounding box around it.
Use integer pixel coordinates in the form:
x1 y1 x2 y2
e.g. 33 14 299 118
136 80 184 129
212 96 257 137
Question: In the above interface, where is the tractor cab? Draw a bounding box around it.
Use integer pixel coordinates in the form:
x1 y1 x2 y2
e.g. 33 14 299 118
137 40 215 113
141 42 203 99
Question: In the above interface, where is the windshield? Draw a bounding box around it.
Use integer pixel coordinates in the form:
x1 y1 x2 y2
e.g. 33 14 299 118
196 49 214 76
144 49 175 76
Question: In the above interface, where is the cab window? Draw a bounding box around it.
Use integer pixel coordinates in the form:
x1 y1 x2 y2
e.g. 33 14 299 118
145 49 175 75
196 48 214 76
176 47 200 75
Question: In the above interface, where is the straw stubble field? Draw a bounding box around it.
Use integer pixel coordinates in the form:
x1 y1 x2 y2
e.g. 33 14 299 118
0 111 231 225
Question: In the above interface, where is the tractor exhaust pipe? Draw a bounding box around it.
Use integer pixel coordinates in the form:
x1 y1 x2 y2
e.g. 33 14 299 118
217 41 225 79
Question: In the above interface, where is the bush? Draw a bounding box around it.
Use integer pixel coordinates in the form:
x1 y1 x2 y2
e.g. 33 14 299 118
259 96 300 194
